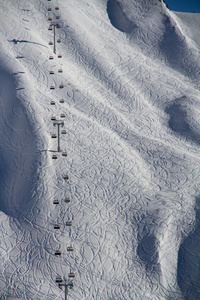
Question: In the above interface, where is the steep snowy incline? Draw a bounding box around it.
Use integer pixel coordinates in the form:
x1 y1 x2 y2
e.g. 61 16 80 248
0 0 200 299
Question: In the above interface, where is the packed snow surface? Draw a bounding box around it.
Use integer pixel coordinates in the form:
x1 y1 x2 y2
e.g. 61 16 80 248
0 0 200 299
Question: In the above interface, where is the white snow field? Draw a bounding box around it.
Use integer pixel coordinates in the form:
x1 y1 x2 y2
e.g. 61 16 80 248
0 0 200 299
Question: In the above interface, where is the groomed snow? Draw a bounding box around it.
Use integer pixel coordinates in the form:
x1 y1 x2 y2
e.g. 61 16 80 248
0 0 200 299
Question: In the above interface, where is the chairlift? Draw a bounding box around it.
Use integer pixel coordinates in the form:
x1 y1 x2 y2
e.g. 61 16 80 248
59 83 64 89
55 250 61 256
49 71 54 74
52 154 57 159
58 54 62 58
48 17 52 21
63 175 69 180
58 69 63 73
57 39 61 43
65 221 72 226
56 16 60 19
48 26 52 30
51 134 57 138
55 6 59 10
61 129 66 134
53 199 59 204
60 113 65 118
59 99 64 103
50 101 55 105
62 152 67 157
50 86 55 89
54 224 60 229
68 273 75 278
56 24 61 29
51 116 56 121
49 56 54 60
64 198 70 203
55 277 62 283
48 8 52 11
49 41 53 45
67 246 73 252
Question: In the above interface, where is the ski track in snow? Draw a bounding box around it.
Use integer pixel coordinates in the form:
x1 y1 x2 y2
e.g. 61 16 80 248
0 0 199 299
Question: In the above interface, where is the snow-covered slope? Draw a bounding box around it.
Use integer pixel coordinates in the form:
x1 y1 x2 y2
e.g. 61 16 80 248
0 0 200 299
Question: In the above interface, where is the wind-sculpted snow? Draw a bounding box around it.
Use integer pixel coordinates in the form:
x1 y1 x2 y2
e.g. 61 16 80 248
0 0 199 299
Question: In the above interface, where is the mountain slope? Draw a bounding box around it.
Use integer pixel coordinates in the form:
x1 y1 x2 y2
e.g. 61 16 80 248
0 0 200 299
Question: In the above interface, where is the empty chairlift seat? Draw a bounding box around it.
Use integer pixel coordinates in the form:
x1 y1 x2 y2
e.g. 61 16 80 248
50 101 55 105
53 199 59 204
61 129 66 134
55 250 61 256
65 221 72 226
54 224 60 229
48 26 52 30
67 246 73 252
50 86 55 90
51 134 57 138
55 277 62 283
51 116 56 120
49 41 53 45
52 154 57 159
49 56 54 60
62 152 67 157
48 17 52 21
57 54 62 58
68 273 75 278
49 71 54 74
59 99 64 103
60 113 65 118
64 198 70 203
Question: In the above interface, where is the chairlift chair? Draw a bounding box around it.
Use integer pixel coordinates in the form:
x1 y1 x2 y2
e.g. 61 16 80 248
62 152 67 157
56 16 60 19
68 273 75 278
52 154 57 159
59 99 64 103
59 83 64 89
50 86 55 89
48 8 52 11
50 101 55 105
48 17 52 21
51 116 56 120
48 26 52 30
58 69 63 73
60 113 65 118
57 39 61 43
51 134 57 138
61 129 66 134
57 54 62 58
63 175 69 180
55 250 61 256
53 199 59 204
55 6 59 10
49 41 53 45
64 198 70 203
49 71 54 74
67 246 73 252
54 224 60 229
49 56 54 60
55 277 62 283
65 221 72 226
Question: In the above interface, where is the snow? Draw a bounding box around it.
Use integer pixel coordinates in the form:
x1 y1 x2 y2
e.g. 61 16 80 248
0 0 200 299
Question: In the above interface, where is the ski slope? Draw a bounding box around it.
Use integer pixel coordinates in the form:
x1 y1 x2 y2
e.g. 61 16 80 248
0 0 200 299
